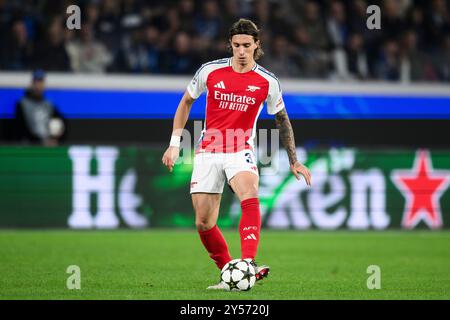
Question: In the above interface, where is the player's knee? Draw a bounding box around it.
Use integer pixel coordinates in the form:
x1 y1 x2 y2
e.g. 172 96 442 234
195 218 215 232
238 189 259 201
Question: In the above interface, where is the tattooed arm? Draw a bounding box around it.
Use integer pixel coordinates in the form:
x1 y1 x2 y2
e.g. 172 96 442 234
275 108 298 165
275 108 312 186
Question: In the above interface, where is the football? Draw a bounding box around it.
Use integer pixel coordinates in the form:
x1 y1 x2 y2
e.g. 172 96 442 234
220 259 256 291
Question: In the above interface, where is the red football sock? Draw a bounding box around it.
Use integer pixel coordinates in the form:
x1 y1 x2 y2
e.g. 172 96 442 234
198 225 232 270
239 198 261 260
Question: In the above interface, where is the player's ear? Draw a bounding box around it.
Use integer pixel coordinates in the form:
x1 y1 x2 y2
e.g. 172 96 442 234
227 39 233 53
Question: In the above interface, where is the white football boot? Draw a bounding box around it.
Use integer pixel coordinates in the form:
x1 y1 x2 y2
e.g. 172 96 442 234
206 281 228 290
244 258 270 281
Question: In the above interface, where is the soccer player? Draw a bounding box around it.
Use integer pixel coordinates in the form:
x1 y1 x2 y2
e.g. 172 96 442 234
162 19 311 289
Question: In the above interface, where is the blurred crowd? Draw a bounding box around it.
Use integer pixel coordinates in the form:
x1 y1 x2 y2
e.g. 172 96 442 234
0 0 449 81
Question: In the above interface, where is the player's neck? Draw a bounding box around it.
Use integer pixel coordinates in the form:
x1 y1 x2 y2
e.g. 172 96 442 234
230 57 256 73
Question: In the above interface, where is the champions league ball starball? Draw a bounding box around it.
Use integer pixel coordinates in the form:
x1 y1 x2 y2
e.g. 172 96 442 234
220 259 256 291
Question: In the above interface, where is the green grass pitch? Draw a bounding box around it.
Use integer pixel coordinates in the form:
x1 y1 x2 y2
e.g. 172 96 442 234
0 230 449 300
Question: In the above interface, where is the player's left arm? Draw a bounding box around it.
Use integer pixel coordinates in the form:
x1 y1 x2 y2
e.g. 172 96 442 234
275 108 312 186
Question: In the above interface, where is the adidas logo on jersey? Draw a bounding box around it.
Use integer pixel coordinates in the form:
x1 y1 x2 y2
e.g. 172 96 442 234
244 233 257 241
246 85 261 92
214 81 226 89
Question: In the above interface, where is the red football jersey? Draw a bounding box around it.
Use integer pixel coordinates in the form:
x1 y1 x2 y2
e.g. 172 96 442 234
187 57 285 153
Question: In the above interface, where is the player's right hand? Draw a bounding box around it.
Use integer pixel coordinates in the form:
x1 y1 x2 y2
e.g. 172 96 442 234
162 146 180 173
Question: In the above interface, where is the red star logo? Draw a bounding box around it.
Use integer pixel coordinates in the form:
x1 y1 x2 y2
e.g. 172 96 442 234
391 150 450 229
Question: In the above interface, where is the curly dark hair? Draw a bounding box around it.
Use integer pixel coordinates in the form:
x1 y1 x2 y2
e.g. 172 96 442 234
228 18 264 60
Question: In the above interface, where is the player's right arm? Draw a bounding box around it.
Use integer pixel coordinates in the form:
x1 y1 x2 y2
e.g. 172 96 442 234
162 61 210 172
162 90 195 172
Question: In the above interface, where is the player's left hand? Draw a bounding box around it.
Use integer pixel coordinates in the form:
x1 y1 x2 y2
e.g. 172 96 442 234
290 161 312 186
